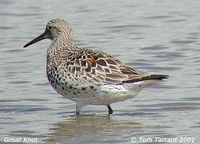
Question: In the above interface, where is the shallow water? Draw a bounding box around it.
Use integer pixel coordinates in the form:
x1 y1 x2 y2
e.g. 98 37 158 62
0 0 200 143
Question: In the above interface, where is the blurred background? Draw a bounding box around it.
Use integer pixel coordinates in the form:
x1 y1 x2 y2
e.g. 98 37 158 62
0 0 200 143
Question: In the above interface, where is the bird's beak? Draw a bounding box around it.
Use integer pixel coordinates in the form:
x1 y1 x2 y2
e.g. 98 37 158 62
23 30 48 48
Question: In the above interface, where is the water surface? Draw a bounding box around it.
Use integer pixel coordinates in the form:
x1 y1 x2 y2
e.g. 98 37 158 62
0 0 200 143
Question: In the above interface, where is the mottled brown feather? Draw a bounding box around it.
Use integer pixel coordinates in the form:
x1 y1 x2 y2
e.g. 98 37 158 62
49 47 149 86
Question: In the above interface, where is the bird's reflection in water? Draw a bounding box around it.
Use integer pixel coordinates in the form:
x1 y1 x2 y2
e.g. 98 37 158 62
47 114 141 143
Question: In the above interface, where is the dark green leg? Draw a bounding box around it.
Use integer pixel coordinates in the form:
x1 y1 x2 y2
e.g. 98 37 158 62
107 105 113 115
76 103 81 115
76 111 80 115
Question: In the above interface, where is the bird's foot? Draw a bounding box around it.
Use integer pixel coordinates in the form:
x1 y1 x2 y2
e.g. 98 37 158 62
107 105 113 115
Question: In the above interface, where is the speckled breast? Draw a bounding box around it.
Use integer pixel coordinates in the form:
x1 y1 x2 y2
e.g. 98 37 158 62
46 64 99 102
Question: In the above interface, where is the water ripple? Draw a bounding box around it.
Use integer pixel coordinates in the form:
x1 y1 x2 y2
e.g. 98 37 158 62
1 0 200 143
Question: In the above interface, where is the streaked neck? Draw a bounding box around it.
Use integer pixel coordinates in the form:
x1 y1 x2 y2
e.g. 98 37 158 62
50 34 75 50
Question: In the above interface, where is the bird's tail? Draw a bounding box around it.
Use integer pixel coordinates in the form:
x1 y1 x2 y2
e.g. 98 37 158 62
124 74 168 94
123 74 168 83
142 74 169 81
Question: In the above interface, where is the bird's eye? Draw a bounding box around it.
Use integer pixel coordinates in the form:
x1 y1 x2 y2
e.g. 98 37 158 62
48 26 53 30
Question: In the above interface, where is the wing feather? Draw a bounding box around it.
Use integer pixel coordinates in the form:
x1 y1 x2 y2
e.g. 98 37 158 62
51 47 148 86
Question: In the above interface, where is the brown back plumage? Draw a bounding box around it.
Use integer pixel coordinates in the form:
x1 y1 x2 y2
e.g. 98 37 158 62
47 44 168 86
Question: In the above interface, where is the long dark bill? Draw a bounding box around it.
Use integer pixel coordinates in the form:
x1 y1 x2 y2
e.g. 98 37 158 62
23 32 47 48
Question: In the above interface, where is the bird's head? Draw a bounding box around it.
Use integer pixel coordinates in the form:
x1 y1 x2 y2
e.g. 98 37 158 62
24 18 73 48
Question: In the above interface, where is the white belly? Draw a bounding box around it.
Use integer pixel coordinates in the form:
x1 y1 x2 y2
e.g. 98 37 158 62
49 73 158 106
80 83 143 105
62 82 145 106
